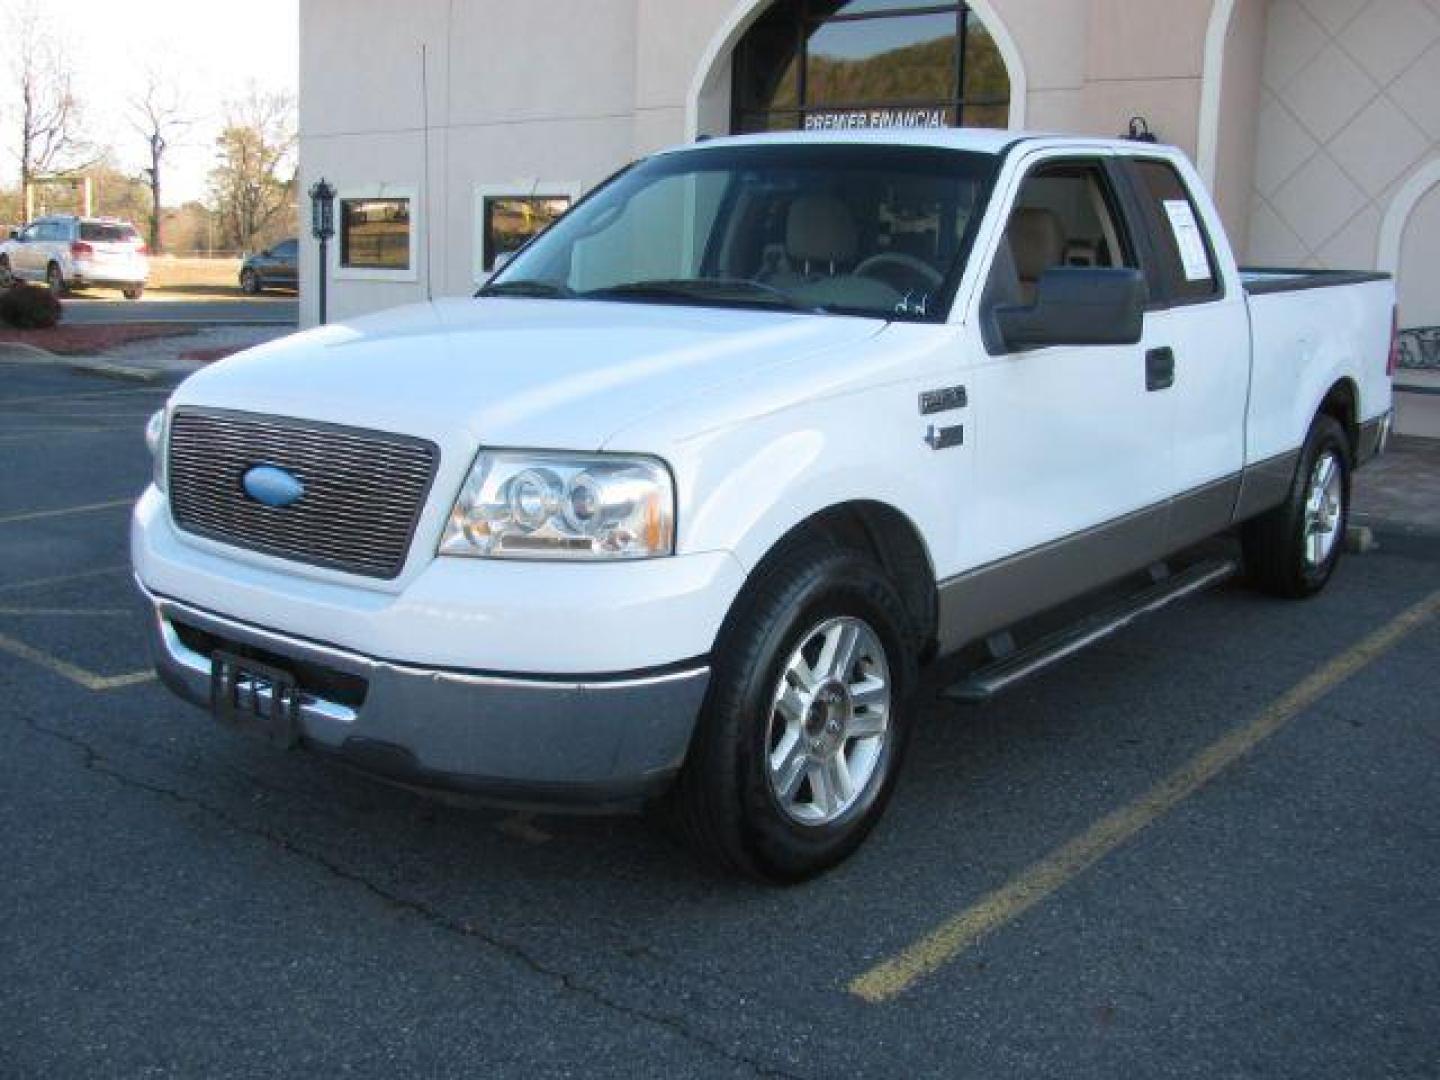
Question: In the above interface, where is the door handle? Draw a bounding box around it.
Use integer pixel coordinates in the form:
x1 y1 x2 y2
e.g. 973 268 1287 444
1146 347 1175 392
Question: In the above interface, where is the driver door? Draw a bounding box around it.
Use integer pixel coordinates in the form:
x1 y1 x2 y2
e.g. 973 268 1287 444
960 154 1176 604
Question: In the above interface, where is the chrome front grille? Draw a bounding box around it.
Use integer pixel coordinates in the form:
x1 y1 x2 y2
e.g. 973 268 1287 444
167 408 440 579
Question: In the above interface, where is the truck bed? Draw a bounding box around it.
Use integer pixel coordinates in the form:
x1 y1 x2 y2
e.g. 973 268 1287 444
1240 267 1391 296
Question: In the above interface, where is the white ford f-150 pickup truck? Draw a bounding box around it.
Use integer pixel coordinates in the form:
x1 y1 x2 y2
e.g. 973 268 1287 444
132 130 1396 881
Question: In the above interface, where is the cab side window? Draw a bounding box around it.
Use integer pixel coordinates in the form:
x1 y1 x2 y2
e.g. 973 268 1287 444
1128 159 1219 303
986 160 1136 307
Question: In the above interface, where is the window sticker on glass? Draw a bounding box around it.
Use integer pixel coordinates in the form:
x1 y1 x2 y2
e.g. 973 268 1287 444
1162 199 1212 282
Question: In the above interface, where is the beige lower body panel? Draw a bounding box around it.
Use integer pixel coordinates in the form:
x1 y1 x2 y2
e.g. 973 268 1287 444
936 462 1289 656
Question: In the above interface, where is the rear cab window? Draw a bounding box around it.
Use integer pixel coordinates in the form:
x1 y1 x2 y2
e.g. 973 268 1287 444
1124 159 1221 304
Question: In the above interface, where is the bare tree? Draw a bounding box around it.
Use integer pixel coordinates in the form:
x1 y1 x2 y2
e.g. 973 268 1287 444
129 71 191 252
6 2 93 215
208 86 297 251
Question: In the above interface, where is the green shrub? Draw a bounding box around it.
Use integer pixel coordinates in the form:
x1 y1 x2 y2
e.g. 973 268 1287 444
0 282 63 330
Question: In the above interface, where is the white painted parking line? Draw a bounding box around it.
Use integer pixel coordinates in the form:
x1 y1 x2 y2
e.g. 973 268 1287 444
0 607 131 617
0 387 169 407
0 566 129 595
0 629 153 692
0 499 133 526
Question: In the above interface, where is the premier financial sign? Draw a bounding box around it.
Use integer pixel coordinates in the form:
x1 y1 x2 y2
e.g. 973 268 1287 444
803 108 949 131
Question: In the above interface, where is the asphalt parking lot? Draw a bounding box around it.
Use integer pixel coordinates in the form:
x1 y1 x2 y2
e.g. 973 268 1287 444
2 360 1438 1078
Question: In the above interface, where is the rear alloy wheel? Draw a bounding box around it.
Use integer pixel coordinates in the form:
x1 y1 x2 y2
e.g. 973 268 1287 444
1243 413 1351 598
240 269 261 295
46 262 66 296
669 544 916 883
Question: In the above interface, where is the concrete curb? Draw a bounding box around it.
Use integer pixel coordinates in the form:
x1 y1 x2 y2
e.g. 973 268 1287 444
0 341 161 382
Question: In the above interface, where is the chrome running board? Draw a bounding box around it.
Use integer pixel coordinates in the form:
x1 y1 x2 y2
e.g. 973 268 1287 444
942 558 1238 704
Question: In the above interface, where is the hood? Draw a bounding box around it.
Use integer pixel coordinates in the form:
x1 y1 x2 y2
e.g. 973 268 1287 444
173 297 885 450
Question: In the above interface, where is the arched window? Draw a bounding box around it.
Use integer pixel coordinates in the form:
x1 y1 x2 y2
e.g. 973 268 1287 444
732 1 1010 134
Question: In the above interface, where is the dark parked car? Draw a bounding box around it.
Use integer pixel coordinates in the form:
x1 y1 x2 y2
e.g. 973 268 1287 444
239 239 298 294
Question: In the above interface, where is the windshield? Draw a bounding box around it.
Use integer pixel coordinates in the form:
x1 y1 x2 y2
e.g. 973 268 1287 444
484 143 999 322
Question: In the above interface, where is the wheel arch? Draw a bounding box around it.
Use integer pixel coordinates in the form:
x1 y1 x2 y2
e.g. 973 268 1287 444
1317 377 1360 461
733 500 939 661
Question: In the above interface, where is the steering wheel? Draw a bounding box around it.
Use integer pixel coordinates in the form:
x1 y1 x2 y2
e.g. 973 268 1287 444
854 251 945 294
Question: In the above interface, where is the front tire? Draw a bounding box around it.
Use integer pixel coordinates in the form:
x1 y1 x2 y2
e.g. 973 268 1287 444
1242 414 1351 598
0 256 12 287
122 285 143 300
240 269 261 295
46 262 66 296
670 544 917 883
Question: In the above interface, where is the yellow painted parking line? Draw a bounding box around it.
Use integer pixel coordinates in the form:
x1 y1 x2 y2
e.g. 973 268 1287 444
0 629 154 692
0 498 133 526
850 588 1440 1004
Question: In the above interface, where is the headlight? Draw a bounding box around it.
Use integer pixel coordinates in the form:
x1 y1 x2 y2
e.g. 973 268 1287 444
439 451 675 560
145 408 168 492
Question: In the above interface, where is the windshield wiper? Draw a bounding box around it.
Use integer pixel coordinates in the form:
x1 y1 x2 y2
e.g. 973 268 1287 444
476 279 573 300
580 279 825 314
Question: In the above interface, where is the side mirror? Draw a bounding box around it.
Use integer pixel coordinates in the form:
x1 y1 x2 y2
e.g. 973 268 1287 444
993 267 1145 352
261 248 272 258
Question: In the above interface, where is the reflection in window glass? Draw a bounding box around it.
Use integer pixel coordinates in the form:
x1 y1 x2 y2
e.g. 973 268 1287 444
962 18 1008 102
831 0 936 13
340 198 411 270
806 13 957 106
731 2 1009 134
483 196 571 271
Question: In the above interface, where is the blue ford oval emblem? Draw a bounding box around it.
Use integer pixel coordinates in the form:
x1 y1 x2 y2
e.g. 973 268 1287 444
242 464 305 508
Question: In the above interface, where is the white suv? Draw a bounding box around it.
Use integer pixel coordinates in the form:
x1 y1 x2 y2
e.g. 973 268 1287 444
0 215 149 299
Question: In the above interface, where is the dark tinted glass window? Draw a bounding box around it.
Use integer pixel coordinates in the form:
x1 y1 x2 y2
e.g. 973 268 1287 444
482 195 572 271
1129 159 1219 302
339 198 411 270
732 2 1009 134
80 222 139 243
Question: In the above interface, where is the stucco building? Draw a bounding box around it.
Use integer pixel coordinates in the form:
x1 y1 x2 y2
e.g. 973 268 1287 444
297 0 1440 346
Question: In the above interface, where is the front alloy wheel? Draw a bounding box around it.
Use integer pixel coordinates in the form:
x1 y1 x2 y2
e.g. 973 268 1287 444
668 544 916 882
767 616 891 826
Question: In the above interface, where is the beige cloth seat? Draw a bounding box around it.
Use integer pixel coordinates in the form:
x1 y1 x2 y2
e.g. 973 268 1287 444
1006 207 1066 302
759 195 859 286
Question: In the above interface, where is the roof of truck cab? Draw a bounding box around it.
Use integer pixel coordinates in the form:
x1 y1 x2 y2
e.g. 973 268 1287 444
672 128 1180 158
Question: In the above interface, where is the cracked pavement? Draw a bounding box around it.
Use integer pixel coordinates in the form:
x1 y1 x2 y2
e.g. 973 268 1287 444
2 361 1438 1077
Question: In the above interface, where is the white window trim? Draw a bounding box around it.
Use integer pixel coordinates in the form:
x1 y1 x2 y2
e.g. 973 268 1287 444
332 184 420 283
473 180 583 285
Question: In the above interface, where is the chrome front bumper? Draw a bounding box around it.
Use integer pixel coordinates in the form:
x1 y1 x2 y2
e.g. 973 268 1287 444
139 581 709 808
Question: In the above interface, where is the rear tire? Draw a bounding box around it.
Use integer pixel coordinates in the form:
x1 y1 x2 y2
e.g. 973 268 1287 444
668 543 917 883
240 269 261 295
46 262 66 296
1242 414 1351 599
0 256 12 287
122 285 143 301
